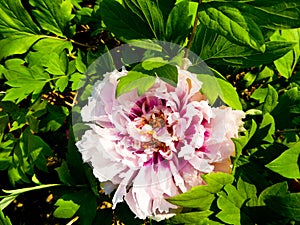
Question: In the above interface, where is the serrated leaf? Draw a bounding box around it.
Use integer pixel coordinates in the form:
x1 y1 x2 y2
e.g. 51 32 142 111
0 35 43 60
166 1 192 44
262 84 278 114
216 184 246 225
29 0 75 37
167 173 233 209
197 74 242 109
237 178 257 207
116 71 156 97
266 142 300 179
2 63 49 103
0 0 40 36
198 2 265 51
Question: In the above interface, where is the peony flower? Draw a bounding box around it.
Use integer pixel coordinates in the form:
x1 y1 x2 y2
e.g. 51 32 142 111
76 65 245 221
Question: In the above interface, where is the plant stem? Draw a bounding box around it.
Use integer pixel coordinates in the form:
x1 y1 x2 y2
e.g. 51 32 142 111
184 0 202 60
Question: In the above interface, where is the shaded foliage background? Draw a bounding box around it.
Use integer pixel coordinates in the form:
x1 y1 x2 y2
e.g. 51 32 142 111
0 0 299 224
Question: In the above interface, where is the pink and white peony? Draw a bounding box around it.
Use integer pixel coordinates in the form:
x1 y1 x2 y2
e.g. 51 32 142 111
76 66 245 221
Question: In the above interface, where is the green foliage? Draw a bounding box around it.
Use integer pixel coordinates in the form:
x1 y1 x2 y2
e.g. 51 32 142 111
0 209 12 225
266 142 300 179
0 0 300 224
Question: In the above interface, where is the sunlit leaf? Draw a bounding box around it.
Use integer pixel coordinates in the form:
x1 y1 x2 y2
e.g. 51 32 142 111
266 142 300 179
270 29 300 78
29 0 75 37
167 173 234 209
116 71 156 97
0 0 40 36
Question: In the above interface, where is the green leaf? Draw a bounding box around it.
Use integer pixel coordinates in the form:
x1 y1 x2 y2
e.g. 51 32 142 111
101 0 162 40
0 35 43 60
54 189 97 224
191 25 296 67
3 183 61 195
20 128 52 172
39 104 69 132
266 142 300 179
153 64 178 87
258 182 289 206
198 2 265 51
245 0 300 30
0 195 17 210
167 173 233 209
251 87 268 104
259 182 300 221
55 76 69 92
272 87 300 130
270 29 300 78
29 0 75 37
264 193 300 221
197 74 242 109
166 1 192 44
31 38 73 54
262 84 278 114
55 161 75 185
216 184 247 225
116 71 156 97
75 50 87 73
0 0 40 36
123 0 164 39
0 209 12 225
2 60 50 103
45 52 68 75
257 113 275 144
70 72 86 90
170 210 213 224
157 0 176 23
237 178 257 207
54 198 80 218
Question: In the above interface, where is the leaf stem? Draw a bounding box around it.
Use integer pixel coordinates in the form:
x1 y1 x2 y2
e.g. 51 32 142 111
184 0 202 60
70 39 97 48
276 128 300 133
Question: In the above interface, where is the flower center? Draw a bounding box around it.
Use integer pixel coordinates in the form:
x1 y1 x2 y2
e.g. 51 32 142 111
139 111 170 153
